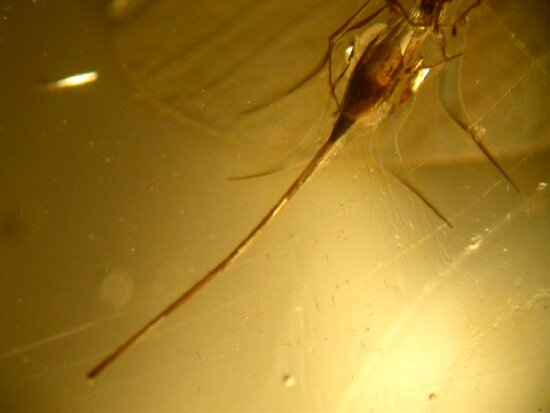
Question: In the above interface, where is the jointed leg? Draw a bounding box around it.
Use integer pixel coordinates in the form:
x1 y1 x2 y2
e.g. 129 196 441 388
437 22 520 192
439 0 488 34
391 171 453 227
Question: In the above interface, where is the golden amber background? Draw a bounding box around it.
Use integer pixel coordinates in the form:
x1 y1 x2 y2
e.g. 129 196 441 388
1 0 548 411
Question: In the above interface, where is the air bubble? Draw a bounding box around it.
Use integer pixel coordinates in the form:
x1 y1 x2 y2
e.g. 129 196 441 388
99 269 134 310
282 374 295 387
467 234 483 251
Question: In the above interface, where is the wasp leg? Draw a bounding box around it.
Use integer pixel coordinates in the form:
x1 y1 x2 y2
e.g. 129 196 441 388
437 26 520 192
370 94 453 227
440 0 488 31
435 0 487 61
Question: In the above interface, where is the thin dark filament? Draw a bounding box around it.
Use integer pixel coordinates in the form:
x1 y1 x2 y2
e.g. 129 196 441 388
468 127 520 192
87 117 352 379
439 0 487 29
392 173 453 227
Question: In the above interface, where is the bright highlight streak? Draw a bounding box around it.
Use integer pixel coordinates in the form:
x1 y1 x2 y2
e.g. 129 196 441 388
345 45 354 61
411 67 429 93
45 71 98 90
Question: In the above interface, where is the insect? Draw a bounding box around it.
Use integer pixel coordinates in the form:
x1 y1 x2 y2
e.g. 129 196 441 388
88 0 517 378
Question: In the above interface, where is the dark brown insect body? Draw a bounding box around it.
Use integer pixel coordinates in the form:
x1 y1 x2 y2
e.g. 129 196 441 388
326 0 459 142
325 1 439 145
342 42 404 120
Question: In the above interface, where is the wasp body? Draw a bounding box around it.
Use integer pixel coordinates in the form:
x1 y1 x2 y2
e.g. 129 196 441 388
88 0 510 379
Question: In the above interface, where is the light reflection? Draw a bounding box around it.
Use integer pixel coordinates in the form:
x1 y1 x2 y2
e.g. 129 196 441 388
45 71 98 90
345 44 354 62
411 67 429 93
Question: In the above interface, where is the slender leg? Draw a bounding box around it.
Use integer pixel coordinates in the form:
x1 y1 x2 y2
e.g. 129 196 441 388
419 50 464 70
437 29 466 61
437 24 520 192
436 0 488 58
440 0 487 30
435 2 519 191
391 173 453 227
